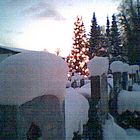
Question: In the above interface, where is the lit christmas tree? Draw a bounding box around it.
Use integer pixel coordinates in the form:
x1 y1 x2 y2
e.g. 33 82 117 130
66 16 89 76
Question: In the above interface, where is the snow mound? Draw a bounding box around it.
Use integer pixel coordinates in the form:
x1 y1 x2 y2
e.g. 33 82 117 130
128 65 139 74
110 61 124 73
88 57 109 76
118 90 140 114
123 63 129 72
77 83 91 98
65 88 89 140
126 128 140 140
0 51 68 105
103 115 127 140
133 83 140 91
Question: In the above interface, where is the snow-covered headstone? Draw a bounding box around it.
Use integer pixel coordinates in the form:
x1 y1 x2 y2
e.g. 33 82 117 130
122 63 129 90
88 56 109 76
87 57 109 138
110 61 124 117
0 51 68 140
128 65 139 84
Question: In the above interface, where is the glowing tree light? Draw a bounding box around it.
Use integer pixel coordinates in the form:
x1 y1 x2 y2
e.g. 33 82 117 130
66 16 89 76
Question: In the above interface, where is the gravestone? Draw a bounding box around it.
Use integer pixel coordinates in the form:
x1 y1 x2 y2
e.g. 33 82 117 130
0 105 18 140
18 95 65 140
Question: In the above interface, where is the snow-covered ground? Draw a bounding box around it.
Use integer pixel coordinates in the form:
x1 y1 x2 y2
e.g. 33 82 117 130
65 88 89 140
132 83 140 91
103 115 140 140
118 90 140 114
126 129 140 140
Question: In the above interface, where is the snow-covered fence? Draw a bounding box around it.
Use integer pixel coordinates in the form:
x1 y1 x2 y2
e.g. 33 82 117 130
87 57 109 139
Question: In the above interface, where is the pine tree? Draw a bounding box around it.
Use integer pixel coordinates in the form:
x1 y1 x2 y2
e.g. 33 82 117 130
105 16 112 60
106 16 110 37
118 0 140 64
66 16 89 76
110 14 123 62
89 12 101 59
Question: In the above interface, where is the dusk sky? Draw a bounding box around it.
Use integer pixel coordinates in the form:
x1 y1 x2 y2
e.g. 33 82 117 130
0 0 120 56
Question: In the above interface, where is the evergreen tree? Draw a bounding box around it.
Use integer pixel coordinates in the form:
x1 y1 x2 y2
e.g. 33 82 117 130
96 26 109 57
66 16 89 76
105 16 112 60
110 14 123 62
89 12 101 59
118 0 140 64
106 16 110 37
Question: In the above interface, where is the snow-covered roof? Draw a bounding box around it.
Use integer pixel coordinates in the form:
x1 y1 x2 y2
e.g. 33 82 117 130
0 51 68 105
0 45 27 53
88 57 109 76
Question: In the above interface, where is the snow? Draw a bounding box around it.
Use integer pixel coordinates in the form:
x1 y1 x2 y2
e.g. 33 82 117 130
132 65 139 73
71 73 83 83
110 61 125 73
103 115 140 140
88 57 109 76
123 63 129 73
118 90 140 114
0 51 68 105
0 44 27 52
103 115 127 140
77 83 91 99
65 88 89 140
132 83 140 91
107 75 113 96
128 65 139 74
126 129 140 140
71 73 84 87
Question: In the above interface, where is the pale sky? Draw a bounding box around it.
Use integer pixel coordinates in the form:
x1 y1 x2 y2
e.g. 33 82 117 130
0 0 120 57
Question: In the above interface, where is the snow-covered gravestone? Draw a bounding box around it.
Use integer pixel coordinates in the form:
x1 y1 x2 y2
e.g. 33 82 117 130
122 63 129 90
110 61 124 117
87 57 109 139
128 65 139 84
110 61 125 93
0 51 68 140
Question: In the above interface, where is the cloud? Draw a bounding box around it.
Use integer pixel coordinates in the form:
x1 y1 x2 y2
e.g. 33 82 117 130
22 1 65 20
3 29 23 35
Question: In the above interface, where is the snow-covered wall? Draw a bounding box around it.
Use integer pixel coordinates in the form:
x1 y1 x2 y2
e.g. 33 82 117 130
65 88 89 140
0 51 68 105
